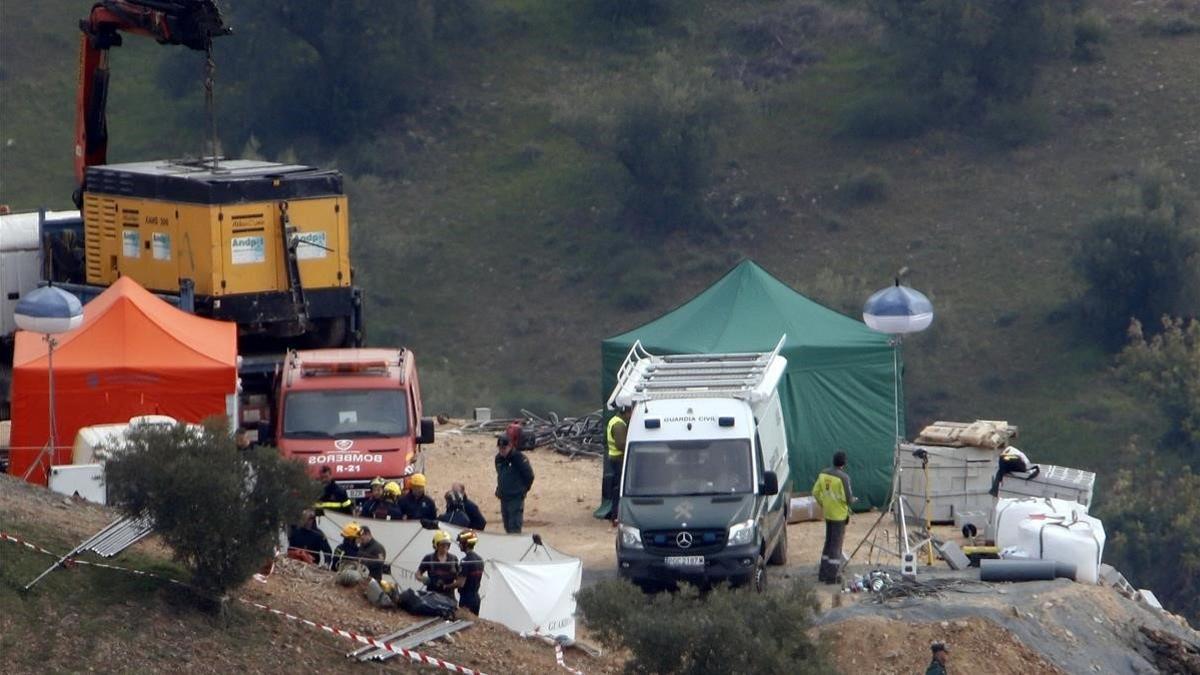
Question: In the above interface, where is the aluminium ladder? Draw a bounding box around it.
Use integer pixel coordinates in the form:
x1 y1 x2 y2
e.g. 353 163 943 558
607 335 786 408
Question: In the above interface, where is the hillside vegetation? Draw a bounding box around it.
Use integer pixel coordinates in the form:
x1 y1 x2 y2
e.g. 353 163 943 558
3 0 1199 619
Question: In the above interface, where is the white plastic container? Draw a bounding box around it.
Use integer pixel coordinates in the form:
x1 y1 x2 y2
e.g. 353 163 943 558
991 497 1081 549
1016 512 1106 584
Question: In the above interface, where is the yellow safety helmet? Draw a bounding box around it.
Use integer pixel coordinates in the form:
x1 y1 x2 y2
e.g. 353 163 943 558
432 530 452 547
457 530 478 547
383 481 402 497
341 522 362 538
370 476 386 488
409 473 427 488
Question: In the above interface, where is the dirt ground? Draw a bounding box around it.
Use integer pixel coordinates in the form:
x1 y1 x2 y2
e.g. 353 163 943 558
816 615 1065 675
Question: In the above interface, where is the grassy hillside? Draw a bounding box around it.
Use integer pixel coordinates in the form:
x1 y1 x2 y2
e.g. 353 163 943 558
3 0 1198 482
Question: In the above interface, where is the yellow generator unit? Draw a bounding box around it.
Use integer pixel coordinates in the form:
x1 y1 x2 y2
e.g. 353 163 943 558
81 159 362 346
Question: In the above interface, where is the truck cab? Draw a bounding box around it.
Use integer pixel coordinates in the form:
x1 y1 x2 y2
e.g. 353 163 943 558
609 339 792 591
274 348 434 499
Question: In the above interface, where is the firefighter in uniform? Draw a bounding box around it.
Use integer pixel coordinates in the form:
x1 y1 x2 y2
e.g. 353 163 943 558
456 530 484 615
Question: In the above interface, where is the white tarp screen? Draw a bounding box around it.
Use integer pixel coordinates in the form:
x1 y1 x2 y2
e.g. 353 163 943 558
480 559 581 640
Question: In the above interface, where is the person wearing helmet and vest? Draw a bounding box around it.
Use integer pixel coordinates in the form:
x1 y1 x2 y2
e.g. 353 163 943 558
416 530 462 600
359 476 387 517
813 450 856 584
377 480 406 520
456 530 484 614
331 521 362 572
604 405 632 524
315 466 353 513
399 473 438 521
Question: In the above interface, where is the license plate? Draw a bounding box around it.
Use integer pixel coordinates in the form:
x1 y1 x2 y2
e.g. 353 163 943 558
664 555 705 567
346 488 367 499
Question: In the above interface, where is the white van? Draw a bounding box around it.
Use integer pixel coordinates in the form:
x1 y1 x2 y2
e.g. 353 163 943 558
608 338 791 591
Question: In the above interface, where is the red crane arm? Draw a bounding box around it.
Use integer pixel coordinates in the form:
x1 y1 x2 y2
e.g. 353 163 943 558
74 0 229 189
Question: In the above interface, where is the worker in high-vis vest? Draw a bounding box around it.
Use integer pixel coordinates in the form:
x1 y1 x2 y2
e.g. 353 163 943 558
813 450 856 584
605 405 633 524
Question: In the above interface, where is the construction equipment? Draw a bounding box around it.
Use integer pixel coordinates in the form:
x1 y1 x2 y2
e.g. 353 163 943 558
58 1 363 346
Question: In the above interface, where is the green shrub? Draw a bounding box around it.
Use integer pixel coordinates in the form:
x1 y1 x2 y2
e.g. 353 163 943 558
1074 167 1200 349
104 419 314 610
837 92 929 140
865 0 1074 125
1118 318 1200 454
841 167 892 205
576 578 829 674
613 57 737 234
590 0 676 27
981 99 1050 148
1072 10 1109 62
1140 16 1200 37
1099 458 1200 624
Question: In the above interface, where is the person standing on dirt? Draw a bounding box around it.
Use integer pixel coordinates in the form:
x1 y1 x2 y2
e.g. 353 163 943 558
416 530 462 601
813 450 856 584
456 530 485 614
356 525 387 582
925 641 949 674
495 436 535 533
604 405 632 524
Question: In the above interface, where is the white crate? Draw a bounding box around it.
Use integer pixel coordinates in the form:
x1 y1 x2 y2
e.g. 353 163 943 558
896 443 996 523
996 464 1094 510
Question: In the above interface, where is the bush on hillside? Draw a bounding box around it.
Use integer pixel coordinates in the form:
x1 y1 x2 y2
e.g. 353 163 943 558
861 0 1077 132
576 578 828 674
840 167 891 206
590 0 676 27
837 91 930 140
104 419 314 611
613 56 738 234
1072 10 1110 62
1118 318 1200 456
1098 456 1200 624
160 1 479 157
980 99 1050 148
1074 167 1200 349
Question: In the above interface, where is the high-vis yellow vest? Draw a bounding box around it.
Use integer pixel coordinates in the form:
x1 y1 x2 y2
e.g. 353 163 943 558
606 415 627 458
812 471 849 521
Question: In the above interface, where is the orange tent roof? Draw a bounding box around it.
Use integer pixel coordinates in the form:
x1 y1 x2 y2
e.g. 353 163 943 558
13 276 236 372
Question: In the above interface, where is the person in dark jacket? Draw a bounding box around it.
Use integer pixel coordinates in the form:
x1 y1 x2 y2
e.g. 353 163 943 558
456 530 484 614
358 477 387 517
356 526 387 582
495 436 535 533
287 509 332 565
315 466 353 513
398 473 438 521
925 641 949 675
439 482 488 531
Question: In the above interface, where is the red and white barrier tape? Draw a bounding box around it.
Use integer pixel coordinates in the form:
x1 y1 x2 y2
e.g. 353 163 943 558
5 531 492 675
1 531 188 586
241 599 487 675
555 641 585 675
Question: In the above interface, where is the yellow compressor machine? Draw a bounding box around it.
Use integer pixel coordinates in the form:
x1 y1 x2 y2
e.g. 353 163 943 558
79 158 363 347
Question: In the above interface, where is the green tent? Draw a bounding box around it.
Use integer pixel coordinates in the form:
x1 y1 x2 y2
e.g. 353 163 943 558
601 260 902 509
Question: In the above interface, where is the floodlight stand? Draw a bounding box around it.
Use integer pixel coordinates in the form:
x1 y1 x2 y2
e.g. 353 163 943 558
21 335 60 483
841 336 918 579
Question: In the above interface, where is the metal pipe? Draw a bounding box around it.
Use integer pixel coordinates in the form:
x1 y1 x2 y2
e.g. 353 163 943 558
980 559 1076 582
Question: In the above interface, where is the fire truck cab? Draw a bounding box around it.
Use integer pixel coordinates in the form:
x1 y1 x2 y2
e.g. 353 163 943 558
274 348 433 498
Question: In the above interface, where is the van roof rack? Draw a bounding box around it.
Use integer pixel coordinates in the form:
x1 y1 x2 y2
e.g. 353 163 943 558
607 335 787 408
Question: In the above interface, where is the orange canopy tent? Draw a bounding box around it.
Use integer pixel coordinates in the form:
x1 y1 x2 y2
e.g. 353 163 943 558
9 277 237 484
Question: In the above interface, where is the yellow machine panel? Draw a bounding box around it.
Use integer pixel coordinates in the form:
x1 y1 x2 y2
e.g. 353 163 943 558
79 159 360 344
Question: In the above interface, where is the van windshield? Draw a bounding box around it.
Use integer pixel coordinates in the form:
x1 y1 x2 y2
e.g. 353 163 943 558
624 439 753 497
282 390 409 438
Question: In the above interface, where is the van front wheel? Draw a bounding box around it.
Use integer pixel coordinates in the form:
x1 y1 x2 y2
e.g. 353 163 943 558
752 556 767 592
